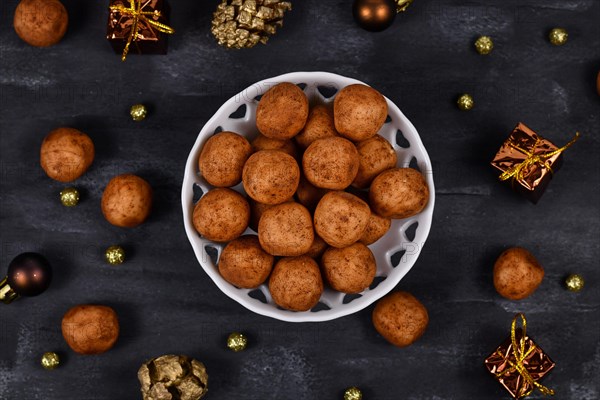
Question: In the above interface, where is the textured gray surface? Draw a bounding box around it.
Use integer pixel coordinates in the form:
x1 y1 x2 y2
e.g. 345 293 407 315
1 0 599 399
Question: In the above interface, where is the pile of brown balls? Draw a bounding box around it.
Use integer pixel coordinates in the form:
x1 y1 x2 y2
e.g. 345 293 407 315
193 82 430 312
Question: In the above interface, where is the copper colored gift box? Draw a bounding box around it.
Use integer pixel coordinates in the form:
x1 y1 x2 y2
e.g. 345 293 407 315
107 0 172 58
491 123 565 204
484 315 555 399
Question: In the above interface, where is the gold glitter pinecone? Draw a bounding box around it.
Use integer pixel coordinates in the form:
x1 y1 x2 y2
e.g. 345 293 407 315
211 0 292 49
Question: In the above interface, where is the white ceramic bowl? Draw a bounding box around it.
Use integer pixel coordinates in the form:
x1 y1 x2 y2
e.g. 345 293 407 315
182 71 435 322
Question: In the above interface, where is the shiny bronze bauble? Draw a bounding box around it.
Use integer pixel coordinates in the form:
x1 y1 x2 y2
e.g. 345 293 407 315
353 0 396 32
7 252 52 297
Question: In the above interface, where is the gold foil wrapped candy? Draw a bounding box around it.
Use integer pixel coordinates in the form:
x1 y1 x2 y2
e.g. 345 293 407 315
138 355 208 400
211 0 292 49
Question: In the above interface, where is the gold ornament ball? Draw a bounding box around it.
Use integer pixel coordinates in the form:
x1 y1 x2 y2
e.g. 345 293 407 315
41 352 60 370
565 274 584 292
457 94 474 111
227 332 248 352
474 36 494 55
130 104 147 121
60 187 80 207
549 28 568 46
344 386 363 400
105 245 125 265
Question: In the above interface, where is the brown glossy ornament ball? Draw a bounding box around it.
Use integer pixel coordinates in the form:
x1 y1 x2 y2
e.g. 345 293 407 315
61 304 119 355
7 252 52 297
353 0 396 32
14 0 68 47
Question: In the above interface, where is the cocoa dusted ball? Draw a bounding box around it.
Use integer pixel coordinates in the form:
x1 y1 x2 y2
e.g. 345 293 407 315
61 305 119 355
258 202 314 256
251 133 298 159
295 175 328 211
360 211 391 245
302 137 359 190
101 174 153 228
198 131 252 187
295 105 338 149
352 135 397 189
40 127 94 182
334 84 388 141
256 83 309 140
303 234 328 259
322 243 376 293
268 256 323 311
218 235 274 289
193 188 250 242
314 191 370 248
369 168 429 219
493 247 545 300
372 291 429 347
14 0 68 47
242 150 300 205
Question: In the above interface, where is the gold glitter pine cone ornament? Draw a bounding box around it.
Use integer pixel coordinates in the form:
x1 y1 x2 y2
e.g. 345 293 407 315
138 355 208 400
211 0 292 49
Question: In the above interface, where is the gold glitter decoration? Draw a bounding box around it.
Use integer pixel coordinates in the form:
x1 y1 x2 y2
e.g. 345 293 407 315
565 274 584 292
105 245 125 265
457 94 474 111
395 0 413 13
60 187 80 207
138 355 208 400
211 0 292 49
130 104 147 121
549 28 568 46
344 386 363 400
227 332 248 352
474 35 494 55
41 352 60 370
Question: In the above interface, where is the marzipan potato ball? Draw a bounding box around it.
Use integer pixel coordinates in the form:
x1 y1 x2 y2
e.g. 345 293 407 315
269 256 323 311
372 291 429 347
199 131 252 187
252 133 298 159
14 0 68 47
353 135 397 189
193 188 250 242
243 150 300 205
314 191 370 248
61 305 119 355
334 84 388 142
303 234 328 259
101 174 153 228
322 243 376 293
218 235 274 289
360 211 392 245
370 168 429 219
258 202 314 256
493 247 544 300
256 82 309 140
302 137 359 190
40 127 94 182
295 105 338 149
295 175 328 211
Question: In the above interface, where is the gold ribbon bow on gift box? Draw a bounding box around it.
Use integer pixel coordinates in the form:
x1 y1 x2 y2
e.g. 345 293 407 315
499 133 579 183
109 0 175 61
494 313 555 398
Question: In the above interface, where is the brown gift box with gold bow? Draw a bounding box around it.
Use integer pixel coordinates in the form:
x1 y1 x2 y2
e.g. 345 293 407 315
485 314 555 399
107 0 174 61
490 123 579 203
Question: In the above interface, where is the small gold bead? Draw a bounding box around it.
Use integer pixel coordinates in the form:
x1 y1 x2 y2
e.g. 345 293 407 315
130 104 148 121
344 386 363 400
474 35 494 55
549 28 568 46
565 274 584 292
457 94 474 111
60 187 80 207
227 332 248 352
105 245 125 265
41 352 60 370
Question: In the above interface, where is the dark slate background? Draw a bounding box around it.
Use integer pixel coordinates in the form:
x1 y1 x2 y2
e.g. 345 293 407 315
1 0 599 399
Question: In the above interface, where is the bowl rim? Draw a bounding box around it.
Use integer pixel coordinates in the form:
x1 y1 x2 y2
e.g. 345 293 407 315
182 71 435 322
